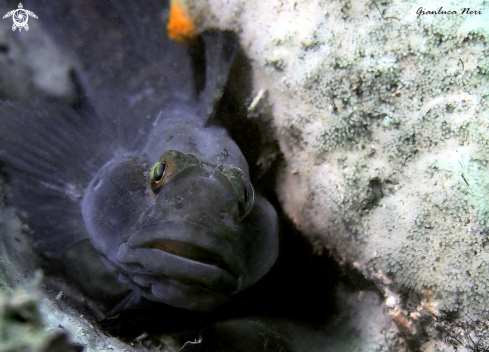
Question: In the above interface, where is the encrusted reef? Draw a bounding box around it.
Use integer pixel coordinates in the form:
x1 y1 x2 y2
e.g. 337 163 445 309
192 0 489 349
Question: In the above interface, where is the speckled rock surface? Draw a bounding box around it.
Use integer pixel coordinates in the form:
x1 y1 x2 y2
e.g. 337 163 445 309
193 0 489 348
0 279 83 352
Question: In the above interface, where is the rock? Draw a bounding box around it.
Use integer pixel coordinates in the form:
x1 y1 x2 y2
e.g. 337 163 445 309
193 0 489 348
0 278 84 352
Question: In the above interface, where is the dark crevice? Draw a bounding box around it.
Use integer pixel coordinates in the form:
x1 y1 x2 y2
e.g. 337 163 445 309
362 177 384 211
189 36 206 97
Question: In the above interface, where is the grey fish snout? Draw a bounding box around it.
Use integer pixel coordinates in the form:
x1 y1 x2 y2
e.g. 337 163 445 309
123 221 244 276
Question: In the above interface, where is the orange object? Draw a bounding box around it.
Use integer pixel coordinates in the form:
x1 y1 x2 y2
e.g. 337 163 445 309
167 1 196 44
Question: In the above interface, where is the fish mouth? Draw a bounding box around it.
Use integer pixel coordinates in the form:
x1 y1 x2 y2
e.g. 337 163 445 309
116 221 243 295
144 239 227 271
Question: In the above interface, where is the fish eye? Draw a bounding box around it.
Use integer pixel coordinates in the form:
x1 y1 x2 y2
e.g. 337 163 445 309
152 162 166 183
150 150 200 193
216 165 254 221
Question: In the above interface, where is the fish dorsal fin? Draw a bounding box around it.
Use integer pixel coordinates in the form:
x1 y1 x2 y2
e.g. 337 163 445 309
197 30 239 124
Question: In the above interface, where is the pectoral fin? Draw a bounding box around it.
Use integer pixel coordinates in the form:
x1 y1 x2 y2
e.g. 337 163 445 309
0 100 112 257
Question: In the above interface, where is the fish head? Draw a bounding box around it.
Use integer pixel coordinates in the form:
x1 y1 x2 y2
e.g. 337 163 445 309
81 150 278 311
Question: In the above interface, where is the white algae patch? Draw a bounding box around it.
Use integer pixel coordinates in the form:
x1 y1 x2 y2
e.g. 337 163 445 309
194 0 489 348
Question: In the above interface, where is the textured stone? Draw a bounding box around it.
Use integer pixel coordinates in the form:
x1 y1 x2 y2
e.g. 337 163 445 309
195 0 489 348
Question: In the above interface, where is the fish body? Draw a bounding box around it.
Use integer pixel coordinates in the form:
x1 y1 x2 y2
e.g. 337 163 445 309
0 0 278 312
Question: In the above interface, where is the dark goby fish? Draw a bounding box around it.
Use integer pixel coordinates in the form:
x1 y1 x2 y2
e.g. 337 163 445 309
0 0 278 312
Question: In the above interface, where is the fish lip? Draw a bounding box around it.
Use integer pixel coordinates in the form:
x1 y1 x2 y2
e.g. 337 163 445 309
116 221 243 294
143 239 228 272
118 272 230 311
